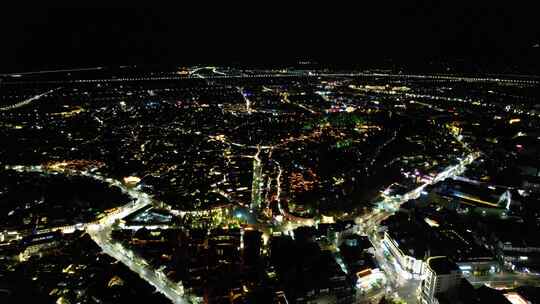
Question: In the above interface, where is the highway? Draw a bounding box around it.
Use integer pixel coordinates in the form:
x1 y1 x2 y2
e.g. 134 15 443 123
0 88 59 112
2 66 537 85
1 67 104 77
63 72 538 86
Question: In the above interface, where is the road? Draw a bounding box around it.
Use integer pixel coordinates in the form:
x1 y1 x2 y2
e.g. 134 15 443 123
4 164 151 227
84 177 191 303
372 236 421 303
87 225 188 304
280 91 318 114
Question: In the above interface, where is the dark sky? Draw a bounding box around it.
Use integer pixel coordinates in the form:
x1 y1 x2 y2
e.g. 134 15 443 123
1 4 539 73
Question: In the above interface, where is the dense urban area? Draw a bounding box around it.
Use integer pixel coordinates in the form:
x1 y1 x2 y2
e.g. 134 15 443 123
1 66 540 304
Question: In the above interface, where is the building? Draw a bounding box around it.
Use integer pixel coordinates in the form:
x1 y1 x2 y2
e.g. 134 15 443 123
382 230 426 276
522 176 540 193
20 231 63 260
456 257 500 277
438 179 512 211
269 236 355 304
381 209 499 277
420 256 461 304
495 226 540 273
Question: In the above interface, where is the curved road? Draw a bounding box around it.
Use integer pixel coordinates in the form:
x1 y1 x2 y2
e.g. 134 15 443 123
5 164 192 304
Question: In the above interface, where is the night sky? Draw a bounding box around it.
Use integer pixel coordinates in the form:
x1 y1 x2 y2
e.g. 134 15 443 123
1 4 539 73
